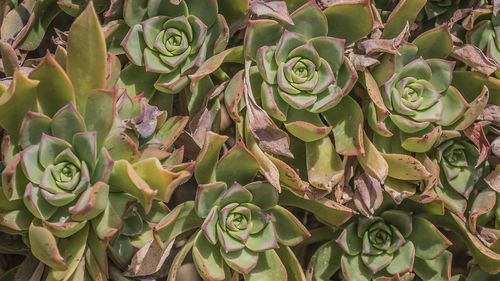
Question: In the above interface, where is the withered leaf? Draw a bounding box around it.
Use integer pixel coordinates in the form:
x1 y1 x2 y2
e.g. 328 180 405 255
126 240 174 277
353 173 383 217
250 1 294 25
131 100 163 139
451 44 499 76
464 123 490 167
244 60 292 158
485 164 500 193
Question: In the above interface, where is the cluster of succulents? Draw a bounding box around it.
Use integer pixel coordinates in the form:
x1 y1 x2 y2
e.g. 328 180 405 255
0 0 499 280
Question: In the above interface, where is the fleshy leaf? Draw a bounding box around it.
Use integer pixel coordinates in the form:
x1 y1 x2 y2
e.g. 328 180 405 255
268 205 310 246
383 0 426 39
322 96 364 156
216 141 259 185
29 222 66 270
0 70 39 143
67 2 106 115
29 54 75 117
306 137 343 191
324 0 374 45
195 132 228 184
108 160 156 213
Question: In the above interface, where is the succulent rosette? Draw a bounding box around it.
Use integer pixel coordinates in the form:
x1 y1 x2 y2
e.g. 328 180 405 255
119 0 229 96
309 210 453 281
154 132 310 280
244 2 357 144
436 139 484 198
429 138 487 218
369 43 469 153
0 103 115 268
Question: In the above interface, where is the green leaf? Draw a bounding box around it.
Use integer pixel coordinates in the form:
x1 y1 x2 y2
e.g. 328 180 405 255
221 247 259 275
245 19 282 61
324 0 374 45
408 217 451 260
29 222 66 270
124 0 148 25
84 89 116 150
322 96 364 156
284 109 332 142
108 160 156 213
280 190 353 227
307 240 341 281
29 54 75 117
0 41 18 77
19 112 52 149
305 137 343 191
413 25 452 59
414 251 452 281
24 183 57 220
336 223 361 255
155 201 204 244
69 182 109 221
286 2 327 39
91 193 135 240
244 250 287 281
268 205 309 246
216 141 259 185
340 255 372 281
16 0 61 51
192 231 228 280
382 153 431 180
0 70 39 143
67 2 107 115
452 71 500 106
195 132 228 184
401 126 442 153
118 64 158 98
244 182 278 210
51 103 86 143
386 241 415 275
46 225 89 280
382 0 427 39
275 246 306 281
357 133 389 182
446 86 489 130
196 182 227 218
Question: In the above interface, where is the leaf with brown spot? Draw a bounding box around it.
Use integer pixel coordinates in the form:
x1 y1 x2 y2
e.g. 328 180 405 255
382 153 431 180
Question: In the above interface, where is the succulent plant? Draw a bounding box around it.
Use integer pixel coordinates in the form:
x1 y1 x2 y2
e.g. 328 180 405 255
368 43 469 153
244 1 360 143
435 139 485 199
308 210 453 281
154 132 310 280
118 0 229 98
2 0 500 280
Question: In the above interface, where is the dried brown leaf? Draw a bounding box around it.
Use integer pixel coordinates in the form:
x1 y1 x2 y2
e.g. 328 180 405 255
244 60 292 158
250 1 293 25
485 164 500 193
451 44 499 75
464 123 490 167
353 173 383 217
